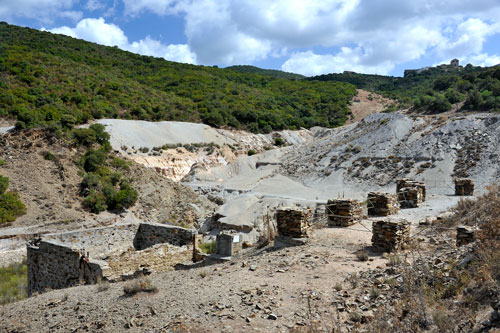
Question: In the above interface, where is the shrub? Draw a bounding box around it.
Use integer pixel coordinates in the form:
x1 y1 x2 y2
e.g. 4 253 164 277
199 240 216 254
112 183 138 210
42 151 55 161
0 175 9 194
0 192 26 223
110 157 130 170
123 277 157 295
82 149 107 172
89 123 110 144
247 149 256 156
80 173 100 195
83 191 107 213
0 158 5 166
356 250 369 262
274 137 285 146
0 261 27 305
72 128 97 146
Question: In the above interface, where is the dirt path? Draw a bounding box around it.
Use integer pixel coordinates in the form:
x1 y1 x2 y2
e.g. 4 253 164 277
347 89 393 124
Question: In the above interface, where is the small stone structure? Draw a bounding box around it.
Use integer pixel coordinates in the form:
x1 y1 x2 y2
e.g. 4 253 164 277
371 219 410 251
326 199 363 227
27 223 195 296
215 232 242 257
396 179 426 201
456 226 475 246
276 207 312 238
455 178 474 196
450 58 459 67
367 192 399 216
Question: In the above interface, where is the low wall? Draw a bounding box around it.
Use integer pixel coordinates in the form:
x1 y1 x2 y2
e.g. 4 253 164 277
133 223 195 250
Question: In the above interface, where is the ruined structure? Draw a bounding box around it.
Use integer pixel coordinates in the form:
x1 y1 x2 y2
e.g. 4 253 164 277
326 199 363 227
396 179 426 201
450 58 459 67
397 179 426 208
27 223 195 296
367 192 399 216
456 225 475 246
276 208 312 238
455 178 474 196
371 219 410 251
215 232 242 257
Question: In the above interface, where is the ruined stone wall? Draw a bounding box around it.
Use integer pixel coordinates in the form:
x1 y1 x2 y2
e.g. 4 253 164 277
133 223 195 250
396 179 426 201
276 208 312 238
27 241 102 296
455 178 474 196
367 192 399 216
397 187 423 208
216 232 242 257
326 199 363 227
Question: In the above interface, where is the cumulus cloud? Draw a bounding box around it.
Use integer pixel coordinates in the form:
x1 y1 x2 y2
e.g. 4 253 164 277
46 17 196 64
0 0 81 23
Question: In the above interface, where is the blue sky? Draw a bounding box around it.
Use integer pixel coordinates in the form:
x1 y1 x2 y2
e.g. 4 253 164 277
2 0 500 77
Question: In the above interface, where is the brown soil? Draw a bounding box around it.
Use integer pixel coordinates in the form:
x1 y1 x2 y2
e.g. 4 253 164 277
347 89 393 124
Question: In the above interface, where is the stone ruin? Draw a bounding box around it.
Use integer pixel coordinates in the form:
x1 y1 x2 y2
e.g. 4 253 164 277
456 225 475 246
27 223 195 296
326 199 363 227
215 232 242 257
396 179 426 208
371 219 410 252
455 178 474 196
274 207 312 247
367 192 399 216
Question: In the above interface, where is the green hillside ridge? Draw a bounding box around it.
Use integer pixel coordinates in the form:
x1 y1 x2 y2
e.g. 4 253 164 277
309 64 500 113
0 22 356 133
225 65 305 80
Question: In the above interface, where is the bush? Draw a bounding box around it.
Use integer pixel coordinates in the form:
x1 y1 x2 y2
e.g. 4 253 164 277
0 158 5 166
110 157 130 170
80 173 100 195
199 240 216 254
72 128 97 146
0 175 9 194
356 250 369 262
123 276 157 295
0 261 27 305
112 183 138 210
83 191 107 213
247 149 257 156
82 149 107 172
89 123 110 144
274 137 285 146
42 151 55 161
0 192 27 223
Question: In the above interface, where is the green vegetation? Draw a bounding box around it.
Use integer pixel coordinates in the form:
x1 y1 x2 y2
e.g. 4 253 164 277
0 261 27 304
0 22 356 133
226 65 305 80
0 174 26 224
76 125 138 214
41 151 55 161
199 240 216 254
0 158 5 166
309 64 500 112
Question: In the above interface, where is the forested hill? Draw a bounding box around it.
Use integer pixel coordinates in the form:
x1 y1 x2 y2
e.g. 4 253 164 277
0 22 356 133
309 64 500 113
225 65 305 80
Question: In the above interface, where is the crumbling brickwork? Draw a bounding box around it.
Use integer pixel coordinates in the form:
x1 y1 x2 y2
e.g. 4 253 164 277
27 223 195 296
276 208 312 238
371 219 410 251
326 199 363 227
455 178 474 196
367 192 399 216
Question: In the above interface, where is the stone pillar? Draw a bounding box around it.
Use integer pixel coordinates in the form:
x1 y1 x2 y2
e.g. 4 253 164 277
456 226 475 246
276 208 312 238
216 232 242 257
367 192 399 216
371 219 410 251
397 179 426 201
326 199 363 227
455 178 474 196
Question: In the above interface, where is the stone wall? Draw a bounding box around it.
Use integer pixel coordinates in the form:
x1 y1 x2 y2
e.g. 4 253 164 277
27 241 102 296
28 223 196 296
276 208 312 238
455 178 474 196
133 223 195 250
326 199 363 227
367 192 399 216
371 219 410 251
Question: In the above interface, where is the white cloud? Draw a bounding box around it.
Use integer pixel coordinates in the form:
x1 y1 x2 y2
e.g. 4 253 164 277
282 49 394 76
464 53 500 67
46 17 196 64
85 0 106 11
0 0 80 23
122 0 180 16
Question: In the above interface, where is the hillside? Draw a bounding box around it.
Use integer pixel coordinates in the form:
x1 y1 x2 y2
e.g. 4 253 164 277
0 22 356 133
309 64 500 113
225 65 305 80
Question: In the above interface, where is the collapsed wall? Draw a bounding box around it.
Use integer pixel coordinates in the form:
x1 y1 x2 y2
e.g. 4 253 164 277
326 199 363 227
27 223 195 296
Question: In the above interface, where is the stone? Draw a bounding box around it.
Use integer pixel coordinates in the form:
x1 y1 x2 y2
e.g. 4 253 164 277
454 178 474 196
396 179 426 201
456 225 475 246
367 192 399 216
215 232 242 257
275 208 312 238
326 199 363 227
397 186 423 208
371 219 410 252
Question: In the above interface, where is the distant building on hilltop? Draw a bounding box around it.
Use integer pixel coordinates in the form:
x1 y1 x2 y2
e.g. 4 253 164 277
343 71 356 74
451 59 459 67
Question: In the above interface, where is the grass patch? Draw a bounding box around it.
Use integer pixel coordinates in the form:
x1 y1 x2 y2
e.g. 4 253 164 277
0 261 27 305
123 276 157 296
199 240 216 254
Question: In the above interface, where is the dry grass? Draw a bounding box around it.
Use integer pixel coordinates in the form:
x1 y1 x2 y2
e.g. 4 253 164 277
123 276 157 296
